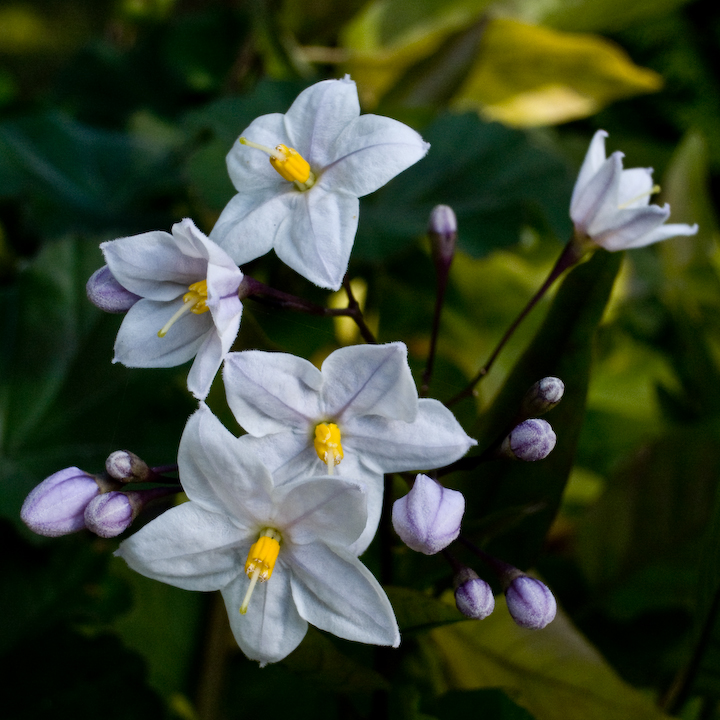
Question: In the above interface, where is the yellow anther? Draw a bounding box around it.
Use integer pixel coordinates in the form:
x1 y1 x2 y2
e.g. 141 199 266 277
618 184 661 210
157 279 210 338
240 529 282 615
239 136 316 190
314 423 343 474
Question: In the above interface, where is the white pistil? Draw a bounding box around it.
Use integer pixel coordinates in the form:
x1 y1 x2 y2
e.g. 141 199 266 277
239 136 287 161
618 184 661 209
158 297 199 338
327 452 335 476
240 567 261 615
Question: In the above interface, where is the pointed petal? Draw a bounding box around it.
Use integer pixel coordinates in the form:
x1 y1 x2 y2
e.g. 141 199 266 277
116 502 249 591
222 566 308 664
343 398 476 473
223 351 322 435
591 204 671 251
273 476 367 548
570 130 608 210
290 543 400 647
320 342 418 423
178 405 273 522
283 76 360 166
187 331 224 401
570 151 622 232
623 221 699 249
321 114 429 198
113 298 210 368
102 232 206 300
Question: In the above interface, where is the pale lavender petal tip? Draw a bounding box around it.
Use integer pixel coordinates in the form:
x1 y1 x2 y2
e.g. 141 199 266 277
86 265 141 313
503 418 556 461
505 575 557 629
85 491 134 538
454 570 495 620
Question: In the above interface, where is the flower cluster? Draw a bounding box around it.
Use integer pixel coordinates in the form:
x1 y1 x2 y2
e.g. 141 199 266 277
23 79 699 665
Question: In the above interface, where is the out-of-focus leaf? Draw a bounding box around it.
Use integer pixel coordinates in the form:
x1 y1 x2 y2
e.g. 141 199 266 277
426 597 674 720
463 250 622 568
386 586 464 632
452 19 662 127
424 689 537 719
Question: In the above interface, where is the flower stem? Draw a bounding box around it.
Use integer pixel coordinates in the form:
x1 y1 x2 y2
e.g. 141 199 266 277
421 268 449 397
446 239 586 407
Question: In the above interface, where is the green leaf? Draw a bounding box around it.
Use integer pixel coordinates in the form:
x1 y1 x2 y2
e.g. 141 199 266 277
386 586 464 632
424 689 537 720
426 596 674 720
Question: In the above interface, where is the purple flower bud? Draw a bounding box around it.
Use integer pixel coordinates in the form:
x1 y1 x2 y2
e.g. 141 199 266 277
21 467 102 537
428 204 457 269
500 418 556 461
521 377 564 418
106 450 151 482
86 265 140 313
505 575 557 629
84 491 136 538
392 474 465 555
454 568 495 620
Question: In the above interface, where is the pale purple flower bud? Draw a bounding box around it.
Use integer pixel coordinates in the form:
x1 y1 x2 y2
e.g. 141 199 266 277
454 568 495 620
521 377 564 418
428 204 457 270
106 450 152 482
500 418 556 461
86 265 140 313
505 575 557 629
21 467 102 537
392 473 465 555
85 491 136 538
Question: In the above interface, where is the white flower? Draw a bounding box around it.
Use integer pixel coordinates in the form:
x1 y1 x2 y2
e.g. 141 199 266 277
116 405 399 665
570 130 698 251
102 218 243 400
209 76 430 290
223 342 476 554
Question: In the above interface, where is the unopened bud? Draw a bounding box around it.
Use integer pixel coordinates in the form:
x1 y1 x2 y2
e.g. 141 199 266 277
85 491 135 538
86 265 140 313
106 450 152 482
454 567 495 620
499 418 556 461
21 467 109 537
392 474 465 555
521 377 564 418
428 205 457 269
504 574 557 629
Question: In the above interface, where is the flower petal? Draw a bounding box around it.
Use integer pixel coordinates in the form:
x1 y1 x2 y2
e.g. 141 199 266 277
591 204 671 251
290 543 400 647
321 114 429 198
617 167 655 208
570 151 622 232
622 221 699 249
570 129 607 211
223 351 323 435
113 298 211 368
187 331 224 400
116 501 249 591
222 565 308 664
284 76 360 166
320 342 419 423
343 398 476 472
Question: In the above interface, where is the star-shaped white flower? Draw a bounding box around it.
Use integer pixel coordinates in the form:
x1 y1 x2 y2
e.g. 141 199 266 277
101 218 244 400
570 130 697 252
209 76 430 290
116 405 399 665
223 342 476 554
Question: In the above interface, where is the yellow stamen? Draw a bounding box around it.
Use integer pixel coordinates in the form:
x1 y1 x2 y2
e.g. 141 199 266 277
240 528 282 615
157 280 209 338
618 184 661 209
313 423 343 473
239 136 316 191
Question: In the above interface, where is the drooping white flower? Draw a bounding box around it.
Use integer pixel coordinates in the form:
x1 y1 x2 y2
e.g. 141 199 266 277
223 342 476 554
570 130 697 252
210 76 430 290
101 218 244 400
116 405 399 665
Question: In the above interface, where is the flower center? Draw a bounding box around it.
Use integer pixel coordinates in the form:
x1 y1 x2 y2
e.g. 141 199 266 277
238 137 316 191
157 280 209 338
240 528 282 615
313 422 343 475
618 184 661 210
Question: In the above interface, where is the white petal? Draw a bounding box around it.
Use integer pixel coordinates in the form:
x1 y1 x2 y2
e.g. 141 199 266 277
320 342 418 423
222 566 308 664
570 151 622 232
235 432 319 483
570 130 608 211
591 204 671 251
113 298 211 368
223 351 323 435
617 167 655 208
102 232 206 300
178 405 273 523
273 476 367 548
321 114 430 198
290 543 400 647
622 221 699 250
209 189 291 266
283 76 360 166
343 398 476 472
347 468 384 556
116 502 249 591
187 331 224 401
273 187 358 290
